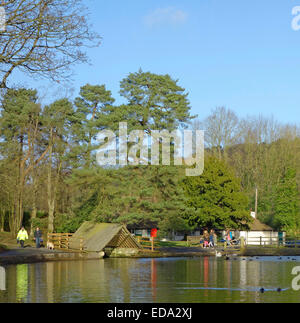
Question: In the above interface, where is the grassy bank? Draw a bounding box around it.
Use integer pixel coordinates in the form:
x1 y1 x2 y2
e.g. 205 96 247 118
0 231 37 251
0 231 16 247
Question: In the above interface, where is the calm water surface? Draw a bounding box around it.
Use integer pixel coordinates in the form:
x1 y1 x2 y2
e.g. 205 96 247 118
1 257 300 303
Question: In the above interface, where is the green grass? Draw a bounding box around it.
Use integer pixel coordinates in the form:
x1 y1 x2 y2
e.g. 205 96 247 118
0 231 14 242
138 238 198 248
156 241 190 248
0 231 35 247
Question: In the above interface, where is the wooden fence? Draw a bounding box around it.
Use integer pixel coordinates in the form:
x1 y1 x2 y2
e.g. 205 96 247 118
47 233 84 251
245 236 300 248
186 235 300 250
136 237 159 252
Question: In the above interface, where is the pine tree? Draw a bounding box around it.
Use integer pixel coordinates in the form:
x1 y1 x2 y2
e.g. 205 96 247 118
43 99 76 232
0 88 47 235
100 69 195 133
74 84 115 167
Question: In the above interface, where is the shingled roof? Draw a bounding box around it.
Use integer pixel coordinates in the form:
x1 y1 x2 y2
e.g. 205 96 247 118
69 222 142 252
249 218 273 231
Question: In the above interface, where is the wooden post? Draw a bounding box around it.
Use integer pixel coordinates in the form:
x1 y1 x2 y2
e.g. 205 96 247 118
260 236 262 247
255 188 258 217
240 237 245 249
151 237 154 252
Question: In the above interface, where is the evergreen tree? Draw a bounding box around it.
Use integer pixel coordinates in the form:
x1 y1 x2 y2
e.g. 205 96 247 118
182 156 251 230
43 99 76 232
74 84 115 167
0 88 47 234
65 165 192 235
100 70 195 133
274 168 300 235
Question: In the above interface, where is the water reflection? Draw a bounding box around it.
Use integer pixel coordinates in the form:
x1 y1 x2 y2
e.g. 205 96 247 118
16 265 28 302
0 257 299 303
151 259 157 302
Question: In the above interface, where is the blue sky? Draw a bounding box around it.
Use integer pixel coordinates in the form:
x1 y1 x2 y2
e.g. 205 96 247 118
13 0 300 124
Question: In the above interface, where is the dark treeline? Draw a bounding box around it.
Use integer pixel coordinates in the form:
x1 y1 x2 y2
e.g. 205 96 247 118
0 72 299 238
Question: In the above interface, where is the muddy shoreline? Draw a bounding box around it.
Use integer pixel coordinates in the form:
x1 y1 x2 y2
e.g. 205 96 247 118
2 245 300 266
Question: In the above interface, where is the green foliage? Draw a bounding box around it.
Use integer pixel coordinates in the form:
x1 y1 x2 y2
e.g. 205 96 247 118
1 72 298 238
54 213 85 233
31 217 48 231
182 156 251 230
73 84 115 167
70 165 190 235
274 168 300 234
100 70 195 133
158 215 194 239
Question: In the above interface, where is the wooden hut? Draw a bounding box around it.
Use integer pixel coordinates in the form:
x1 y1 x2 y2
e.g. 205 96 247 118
239 216 284 246
69 222 142 253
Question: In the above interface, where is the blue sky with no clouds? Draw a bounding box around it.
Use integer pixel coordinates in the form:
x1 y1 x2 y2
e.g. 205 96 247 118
12 0 300 124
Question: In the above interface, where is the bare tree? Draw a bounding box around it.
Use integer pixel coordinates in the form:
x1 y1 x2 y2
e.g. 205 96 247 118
201 106 241 158
239 115 281 145
0 0 101 88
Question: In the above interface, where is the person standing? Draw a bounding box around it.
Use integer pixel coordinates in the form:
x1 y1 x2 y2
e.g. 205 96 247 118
34 227 43 248
226 230 232 246
209 229 215 248
17 227 28 248
209 229 218 248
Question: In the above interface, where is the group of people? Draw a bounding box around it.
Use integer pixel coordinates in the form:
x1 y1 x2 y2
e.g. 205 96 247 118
17 226 43 249
202 229 217 248
224 229 240 246
201 229 240 248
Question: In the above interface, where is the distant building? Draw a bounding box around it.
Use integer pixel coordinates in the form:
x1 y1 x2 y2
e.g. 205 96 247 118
129 227 201 241
237 213 285 246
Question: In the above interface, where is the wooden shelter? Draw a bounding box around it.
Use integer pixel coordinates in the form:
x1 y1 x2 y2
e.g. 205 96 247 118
238 216 284 246
69 222 142 252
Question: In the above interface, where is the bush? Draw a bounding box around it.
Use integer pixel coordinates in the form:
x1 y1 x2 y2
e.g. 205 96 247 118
54 213 86 233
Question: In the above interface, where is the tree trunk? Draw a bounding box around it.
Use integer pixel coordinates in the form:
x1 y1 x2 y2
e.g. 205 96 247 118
48 200 55 234
30 207 37 237
0 209 4 232
30 152 38 237
47 137 54 233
